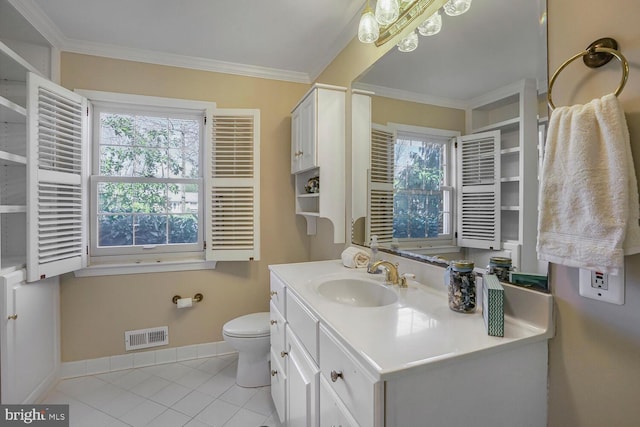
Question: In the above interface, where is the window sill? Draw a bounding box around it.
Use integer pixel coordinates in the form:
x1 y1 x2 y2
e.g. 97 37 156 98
73 258 217 277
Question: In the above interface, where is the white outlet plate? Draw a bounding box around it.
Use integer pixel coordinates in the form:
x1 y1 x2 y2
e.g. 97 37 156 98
579 266 625 305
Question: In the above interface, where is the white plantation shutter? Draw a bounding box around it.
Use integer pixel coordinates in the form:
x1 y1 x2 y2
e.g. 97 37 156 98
366 124 395 244
27 72 87 281
456 130 501 249
206 109 260 261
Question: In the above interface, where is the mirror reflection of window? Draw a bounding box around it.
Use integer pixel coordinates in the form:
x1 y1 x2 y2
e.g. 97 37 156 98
393 131 452 241
367 124 458 250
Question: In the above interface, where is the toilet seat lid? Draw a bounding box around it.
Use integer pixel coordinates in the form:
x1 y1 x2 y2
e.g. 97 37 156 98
223 312 270 337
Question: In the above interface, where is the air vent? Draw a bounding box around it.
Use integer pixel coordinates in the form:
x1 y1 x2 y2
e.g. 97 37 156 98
125 326 169 351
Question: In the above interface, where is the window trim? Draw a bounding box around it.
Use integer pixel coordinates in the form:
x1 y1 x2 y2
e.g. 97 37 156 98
77 90 216 263
387 123 460 247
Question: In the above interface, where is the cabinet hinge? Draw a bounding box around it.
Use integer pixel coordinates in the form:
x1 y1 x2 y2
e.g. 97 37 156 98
86 246 89 255
204 116 207 125
203 241 207 250
455 232 458 238
86 107 89 116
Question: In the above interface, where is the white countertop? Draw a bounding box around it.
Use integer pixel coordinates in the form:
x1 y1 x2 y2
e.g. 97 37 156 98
269 259 554 381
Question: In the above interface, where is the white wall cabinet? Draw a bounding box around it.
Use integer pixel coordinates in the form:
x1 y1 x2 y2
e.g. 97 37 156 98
291 84 346 243
465 79 539 272
0 269 59 403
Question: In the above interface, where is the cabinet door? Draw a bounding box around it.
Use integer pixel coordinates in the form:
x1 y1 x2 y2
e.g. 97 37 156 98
287 328 319 427
319 376 359 427
270 346 287 424
1 270 59 403
26 72 87 282
297 91 316 173
291 107 301 172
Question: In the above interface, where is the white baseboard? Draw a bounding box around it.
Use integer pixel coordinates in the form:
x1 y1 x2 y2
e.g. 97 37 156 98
59 340 236 379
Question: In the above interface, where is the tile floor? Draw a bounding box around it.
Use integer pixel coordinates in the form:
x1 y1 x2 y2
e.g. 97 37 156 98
42 353 282 427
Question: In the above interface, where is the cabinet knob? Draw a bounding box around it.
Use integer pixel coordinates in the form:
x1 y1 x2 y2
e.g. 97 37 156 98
270 291 278 297
280 351 288 358
7 314 17 320
271 370 278 376
330 370 343 382
270 320 277 325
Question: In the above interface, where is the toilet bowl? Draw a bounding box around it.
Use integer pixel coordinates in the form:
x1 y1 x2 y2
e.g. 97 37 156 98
222 312 270 388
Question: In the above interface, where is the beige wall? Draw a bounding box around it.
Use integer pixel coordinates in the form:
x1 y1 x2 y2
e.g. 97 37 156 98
546 1 640 425
371 95 465 132
59 53 312 361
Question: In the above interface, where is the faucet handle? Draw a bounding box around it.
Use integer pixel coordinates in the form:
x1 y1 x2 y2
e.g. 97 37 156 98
399 273 415 288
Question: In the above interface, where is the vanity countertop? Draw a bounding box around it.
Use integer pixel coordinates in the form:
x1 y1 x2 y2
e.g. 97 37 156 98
269 259 554 381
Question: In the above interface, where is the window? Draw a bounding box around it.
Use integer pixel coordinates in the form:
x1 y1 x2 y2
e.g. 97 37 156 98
91 101 206 257
368 124 458 248
79 91 260 269
393 130 453 241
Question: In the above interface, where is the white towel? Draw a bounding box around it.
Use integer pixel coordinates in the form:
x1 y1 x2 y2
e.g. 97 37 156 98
341 246 370 268
537 93 640 275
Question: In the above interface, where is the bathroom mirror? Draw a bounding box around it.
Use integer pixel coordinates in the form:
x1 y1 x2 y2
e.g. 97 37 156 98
351 0 549 282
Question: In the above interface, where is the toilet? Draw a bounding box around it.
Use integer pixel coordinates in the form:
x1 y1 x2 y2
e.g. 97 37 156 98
222 312 271 387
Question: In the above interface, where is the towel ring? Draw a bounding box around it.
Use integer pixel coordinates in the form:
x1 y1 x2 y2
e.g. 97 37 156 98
548 39 629 110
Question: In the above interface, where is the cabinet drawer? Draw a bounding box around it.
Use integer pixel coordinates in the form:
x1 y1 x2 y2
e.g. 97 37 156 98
270 272 286 315
319 375 359 427
270 347 286 424
319 325 377 427
286 291 319 362
270 301 286 354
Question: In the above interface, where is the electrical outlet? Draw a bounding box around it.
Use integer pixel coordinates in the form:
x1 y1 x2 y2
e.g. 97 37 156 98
591 270 608 290
579 266 625 305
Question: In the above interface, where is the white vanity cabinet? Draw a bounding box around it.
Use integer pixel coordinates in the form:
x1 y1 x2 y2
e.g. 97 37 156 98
290 84 346 243
270 269 383 427
270 260 553 427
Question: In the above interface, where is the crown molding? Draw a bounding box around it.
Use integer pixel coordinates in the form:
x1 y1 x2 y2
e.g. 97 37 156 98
8 0 66 48
13 0 312 84
352 82 467 110
62 38 312 84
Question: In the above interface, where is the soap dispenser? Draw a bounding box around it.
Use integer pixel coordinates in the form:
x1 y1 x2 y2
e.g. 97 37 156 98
368 235 381 273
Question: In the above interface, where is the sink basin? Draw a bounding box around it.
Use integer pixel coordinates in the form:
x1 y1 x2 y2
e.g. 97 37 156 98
316 278 398 307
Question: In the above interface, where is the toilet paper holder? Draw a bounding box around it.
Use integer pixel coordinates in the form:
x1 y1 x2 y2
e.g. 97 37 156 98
172 293 204 304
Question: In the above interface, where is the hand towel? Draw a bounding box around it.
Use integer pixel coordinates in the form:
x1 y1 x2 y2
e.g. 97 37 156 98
341 246 370 268
537 93 640 275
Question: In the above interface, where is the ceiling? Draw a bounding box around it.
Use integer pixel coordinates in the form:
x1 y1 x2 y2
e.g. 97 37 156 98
4 0 546 103
356 0 547 105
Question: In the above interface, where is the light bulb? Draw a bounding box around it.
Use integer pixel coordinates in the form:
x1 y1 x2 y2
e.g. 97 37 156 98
375 0 400 26
397 30 419 52
417 11 442 36
444 0 472 16
358 6 380 43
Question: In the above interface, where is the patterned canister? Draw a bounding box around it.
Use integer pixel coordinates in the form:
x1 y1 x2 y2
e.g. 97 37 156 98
447 260 476 313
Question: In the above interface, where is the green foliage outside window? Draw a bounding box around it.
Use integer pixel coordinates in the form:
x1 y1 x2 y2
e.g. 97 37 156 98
97 113 200 247
393 139 445 239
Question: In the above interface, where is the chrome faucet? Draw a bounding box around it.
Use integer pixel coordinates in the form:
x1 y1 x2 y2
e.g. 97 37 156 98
368 260 407 287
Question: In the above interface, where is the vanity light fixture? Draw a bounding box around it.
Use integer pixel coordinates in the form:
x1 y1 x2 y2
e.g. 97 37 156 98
358 0 380 43
417 10 442 36
357 0 471 50
443 0 472 16
375 0 400 25
397 29 419 52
